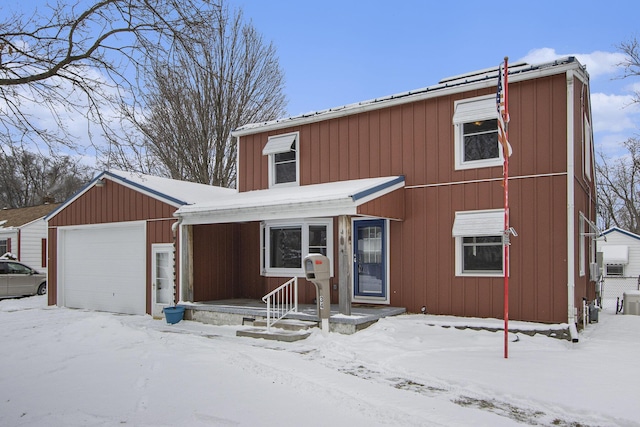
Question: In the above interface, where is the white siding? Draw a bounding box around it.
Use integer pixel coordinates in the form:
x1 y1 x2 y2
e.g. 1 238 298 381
19 219 47 270
597 229 640 304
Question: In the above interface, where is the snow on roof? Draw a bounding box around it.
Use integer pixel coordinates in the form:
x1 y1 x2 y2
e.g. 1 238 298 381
232 57 583 137
103 170 236 206
176 176 405 224
45 170 236 221
600 226 640 241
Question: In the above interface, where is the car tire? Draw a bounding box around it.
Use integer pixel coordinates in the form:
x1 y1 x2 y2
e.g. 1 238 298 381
37 283 47 295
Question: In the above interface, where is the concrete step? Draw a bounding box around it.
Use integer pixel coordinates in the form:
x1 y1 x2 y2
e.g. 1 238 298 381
236 327 311 342
251 318 318 331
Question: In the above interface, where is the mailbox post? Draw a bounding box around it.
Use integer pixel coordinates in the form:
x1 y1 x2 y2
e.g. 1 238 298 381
303 254 331 334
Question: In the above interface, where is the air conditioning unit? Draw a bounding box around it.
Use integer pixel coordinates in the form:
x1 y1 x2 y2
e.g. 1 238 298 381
623 291 640 315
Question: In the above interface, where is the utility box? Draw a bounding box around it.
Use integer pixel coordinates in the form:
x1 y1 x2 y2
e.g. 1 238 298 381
623 291 640 315
303 254 331 333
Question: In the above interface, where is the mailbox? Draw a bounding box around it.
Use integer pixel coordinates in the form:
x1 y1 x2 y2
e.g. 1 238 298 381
304 255 330 281
303 254 331 334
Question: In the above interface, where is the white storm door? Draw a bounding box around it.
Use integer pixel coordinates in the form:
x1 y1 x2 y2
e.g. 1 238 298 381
152 243 174 317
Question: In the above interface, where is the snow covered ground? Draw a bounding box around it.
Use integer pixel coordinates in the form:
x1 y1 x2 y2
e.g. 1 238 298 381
1 296 638 426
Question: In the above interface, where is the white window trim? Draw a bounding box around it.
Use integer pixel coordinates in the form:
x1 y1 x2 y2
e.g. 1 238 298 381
453 95 503 171
260 218 333 277
453 209 505 277
266 131 300 188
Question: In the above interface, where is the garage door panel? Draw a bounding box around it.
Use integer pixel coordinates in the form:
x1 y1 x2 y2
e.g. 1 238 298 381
61 223 146 315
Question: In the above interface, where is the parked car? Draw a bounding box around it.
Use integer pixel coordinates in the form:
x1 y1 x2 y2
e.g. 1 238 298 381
0 259 47 298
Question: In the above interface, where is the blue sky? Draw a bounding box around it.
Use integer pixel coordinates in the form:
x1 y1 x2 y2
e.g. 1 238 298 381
4 0 639 161
236 0 640 157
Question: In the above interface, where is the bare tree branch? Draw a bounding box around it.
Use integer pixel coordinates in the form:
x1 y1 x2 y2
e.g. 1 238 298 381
104 4 287 187
0 0 221 152
596 138 640 233
617 36 640 104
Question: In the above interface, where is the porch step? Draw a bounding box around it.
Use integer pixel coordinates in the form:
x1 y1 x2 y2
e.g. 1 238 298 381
251 318 318 331
236 327 311 342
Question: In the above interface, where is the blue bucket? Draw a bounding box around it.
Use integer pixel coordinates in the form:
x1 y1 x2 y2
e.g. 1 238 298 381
164 306 185 324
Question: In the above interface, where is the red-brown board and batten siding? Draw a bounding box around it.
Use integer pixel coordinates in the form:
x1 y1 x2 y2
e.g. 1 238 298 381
47 179 178 315
187 59 596 325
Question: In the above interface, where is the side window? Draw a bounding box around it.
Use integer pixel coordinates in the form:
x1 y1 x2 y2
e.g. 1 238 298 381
263 132 299 187
601 245 628 277
0 239 7 255
605 264 624 277
452 209 504 277
583 113 593 181
453 95 502 170
8 262 30 274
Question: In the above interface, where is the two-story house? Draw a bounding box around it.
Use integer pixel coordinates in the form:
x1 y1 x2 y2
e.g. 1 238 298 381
174 56 598 335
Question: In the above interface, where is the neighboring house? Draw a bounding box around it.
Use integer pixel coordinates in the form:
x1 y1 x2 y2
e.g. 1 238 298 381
173 56 597 333
46 170 235 317
0 203 60 270
597 227 640 305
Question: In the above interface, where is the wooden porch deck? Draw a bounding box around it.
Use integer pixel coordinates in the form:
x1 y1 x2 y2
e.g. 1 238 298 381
178 299 406 334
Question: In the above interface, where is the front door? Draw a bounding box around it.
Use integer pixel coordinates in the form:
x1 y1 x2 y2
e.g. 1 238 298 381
353 219 386 299
152 244 174 318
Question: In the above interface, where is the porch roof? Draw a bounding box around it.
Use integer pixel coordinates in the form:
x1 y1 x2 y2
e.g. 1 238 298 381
175 176 405 225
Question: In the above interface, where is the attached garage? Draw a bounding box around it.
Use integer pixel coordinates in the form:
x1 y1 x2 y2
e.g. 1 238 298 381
46 170 235 316
58 222 146 315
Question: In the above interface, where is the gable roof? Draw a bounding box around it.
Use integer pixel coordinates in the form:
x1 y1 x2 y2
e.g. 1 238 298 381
232 57 586 137
176 176 405 225
0 203 61 228
601 227 640 241
46 170 236 221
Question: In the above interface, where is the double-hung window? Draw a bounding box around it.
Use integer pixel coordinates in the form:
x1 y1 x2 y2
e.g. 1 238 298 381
261 218 333 277
263 132 299 187
452 209 505 276
453 95 502 170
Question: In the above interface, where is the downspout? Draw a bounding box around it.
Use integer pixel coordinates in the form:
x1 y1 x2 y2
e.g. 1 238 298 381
566 70 579 342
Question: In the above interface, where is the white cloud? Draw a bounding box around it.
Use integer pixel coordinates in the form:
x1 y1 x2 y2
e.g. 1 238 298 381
519 48 627 79
590 92 639 133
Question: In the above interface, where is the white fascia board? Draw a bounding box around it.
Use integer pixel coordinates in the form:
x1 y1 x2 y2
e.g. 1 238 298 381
179 199 357 225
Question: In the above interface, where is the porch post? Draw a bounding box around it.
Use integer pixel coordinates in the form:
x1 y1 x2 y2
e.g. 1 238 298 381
338 215 352 315
181 224 194 302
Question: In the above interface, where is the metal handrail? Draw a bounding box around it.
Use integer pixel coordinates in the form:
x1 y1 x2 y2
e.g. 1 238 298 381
261 277 298 332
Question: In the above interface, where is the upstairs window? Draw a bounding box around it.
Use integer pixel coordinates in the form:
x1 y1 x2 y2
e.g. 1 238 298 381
453 95 502 170
263 132 299 187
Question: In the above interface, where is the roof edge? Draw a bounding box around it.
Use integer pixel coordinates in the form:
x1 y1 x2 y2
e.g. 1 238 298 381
232 57 586 137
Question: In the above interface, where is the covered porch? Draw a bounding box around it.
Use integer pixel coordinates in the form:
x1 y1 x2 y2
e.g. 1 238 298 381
174 176 406 324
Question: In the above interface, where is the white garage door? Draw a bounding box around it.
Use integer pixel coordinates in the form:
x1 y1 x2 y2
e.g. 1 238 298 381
59 222 146 315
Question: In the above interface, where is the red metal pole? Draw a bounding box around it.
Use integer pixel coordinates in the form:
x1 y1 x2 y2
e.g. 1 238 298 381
503 57 510 359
